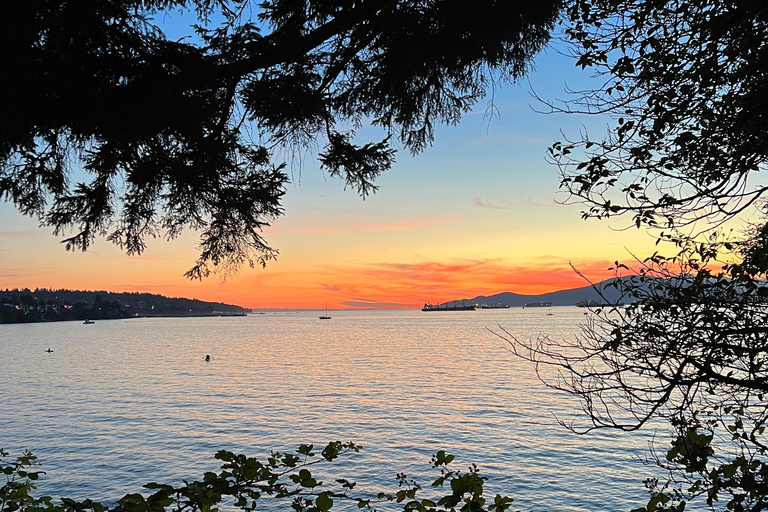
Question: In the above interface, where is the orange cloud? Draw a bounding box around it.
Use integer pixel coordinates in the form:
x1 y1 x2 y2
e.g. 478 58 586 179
293 256 623 310
0 231 44 238
0 226 631 310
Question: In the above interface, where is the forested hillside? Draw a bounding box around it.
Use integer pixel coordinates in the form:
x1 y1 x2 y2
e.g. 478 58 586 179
0 288 248 323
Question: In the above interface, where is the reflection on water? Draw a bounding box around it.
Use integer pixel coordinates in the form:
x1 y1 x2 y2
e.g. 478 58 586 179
1 308 657 511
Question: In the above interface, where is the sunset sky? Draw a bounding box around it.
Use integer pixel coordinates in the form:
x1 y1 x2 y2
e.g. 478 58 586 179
0 28 662 310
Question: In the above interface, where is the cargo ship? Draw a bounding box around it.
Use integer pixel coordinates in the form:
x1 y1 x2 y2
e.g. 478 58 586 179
422 302 476 311
523 301 552 308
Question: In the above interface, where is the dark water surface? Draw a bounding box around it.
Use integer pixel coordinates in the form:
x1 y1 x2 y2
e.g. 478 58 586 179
1 308 660 511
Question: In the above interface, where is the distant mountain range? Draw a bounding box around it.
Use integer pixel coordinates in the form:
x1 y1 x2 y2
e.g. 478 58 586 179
444 278 632 308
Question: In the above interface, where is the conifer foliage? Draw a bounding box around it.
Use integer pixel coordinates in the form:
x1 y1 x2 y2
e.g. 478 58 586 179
0 0 561 278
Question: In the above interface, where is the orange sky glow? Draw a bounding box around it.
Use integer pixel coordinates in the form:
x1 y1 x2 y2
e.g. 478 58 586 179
0 207 642 309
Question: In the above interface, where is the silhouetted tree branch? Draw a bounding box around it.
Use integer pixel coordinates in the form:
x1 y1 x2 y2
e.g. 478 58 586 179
501 1 768 510
0 0 562 278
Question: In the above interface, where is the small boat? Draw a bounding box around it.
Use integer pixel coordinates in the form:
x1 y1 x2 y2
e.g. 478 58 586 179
83 319 95 324
319 303 331 320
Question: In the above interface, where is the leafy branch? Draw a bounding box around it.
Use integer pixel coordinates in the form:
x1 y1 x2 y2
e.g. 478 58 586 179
0 445 518 512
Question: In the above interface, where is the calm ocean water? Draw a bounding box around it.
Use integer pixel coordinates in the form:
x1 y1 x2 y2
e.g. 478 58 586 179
1 308 662 511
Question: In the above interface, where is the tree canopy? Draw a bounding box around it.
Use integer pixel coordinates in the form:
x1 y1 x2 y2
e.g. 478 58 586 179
0 0 562 278
503 1 768 511
552 0 768 231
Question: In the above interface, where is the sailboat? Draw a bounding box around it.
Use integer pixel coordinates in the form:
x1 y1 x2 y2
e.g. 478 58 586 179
319 303 331 320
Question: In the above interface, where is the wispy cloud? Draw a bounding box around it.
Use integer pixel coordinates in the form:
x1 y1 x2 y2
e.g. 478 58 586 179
0 269 25 279
340 298 414 308
319 283 345 293
473 197 510 210
473 196 559 210
311 257 624 308
0 231 44 239
520 197 557 208
0 267 59 279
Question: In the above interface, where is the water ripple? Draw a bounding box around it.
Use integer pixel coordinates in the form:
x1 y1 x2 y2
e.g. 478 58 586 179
1 309 660 511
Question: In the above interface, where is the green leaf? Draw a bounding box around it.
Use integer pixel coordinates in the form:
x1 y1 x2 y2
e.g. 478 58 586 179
433 451 454 466
297 444 314 456
316 492 333 512
322 442 341 461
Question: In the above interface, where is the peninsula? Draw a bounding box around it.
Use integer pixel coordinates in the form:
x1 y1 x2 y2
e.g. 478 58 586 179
0 288 248 324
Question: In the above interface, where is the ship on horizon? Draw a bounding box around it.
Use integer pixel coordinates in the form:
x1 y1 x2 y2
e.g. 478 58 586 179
479 303 510 309
422 302 476 311
523 301 552 308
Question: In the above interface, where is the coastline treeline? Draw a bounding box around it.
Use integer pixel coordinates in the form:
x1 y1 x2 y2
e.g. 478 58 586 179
0 288 249 324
